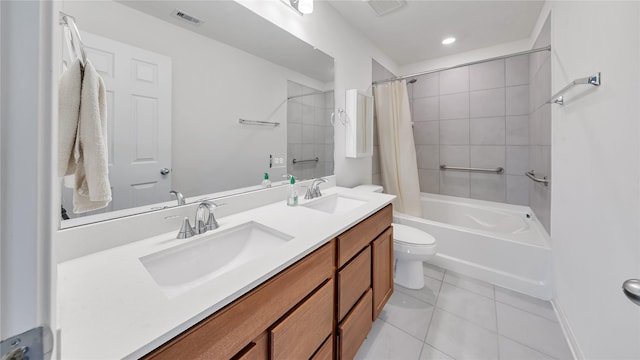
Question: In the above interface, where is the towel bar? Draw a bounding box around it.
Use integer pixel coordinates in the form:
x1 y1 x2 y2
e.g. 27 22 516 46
439 165 504 174
292 157 319 164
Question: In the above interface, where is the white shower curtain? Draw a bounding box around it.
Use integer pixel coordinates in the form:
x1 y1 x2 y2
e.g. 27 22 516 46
374 80 423 217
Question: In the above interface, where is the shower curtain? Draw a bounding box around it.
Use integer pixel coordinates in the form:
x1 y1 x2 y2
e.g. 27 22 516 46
373 80 423 217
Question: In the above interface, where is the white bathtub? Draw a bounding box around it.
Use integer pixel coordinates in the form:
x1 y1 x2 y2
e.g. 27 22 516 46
393 193 552 300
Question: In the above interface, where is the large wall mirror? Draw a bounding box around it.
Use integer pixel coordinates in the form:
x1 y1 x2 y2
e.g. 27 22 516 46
59 0 335 227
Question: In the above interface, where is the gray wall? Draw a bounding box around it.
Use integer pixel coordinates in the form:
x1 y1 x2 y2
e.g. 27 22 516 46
408 55 530 205
528 17 551 232
287 81 334 181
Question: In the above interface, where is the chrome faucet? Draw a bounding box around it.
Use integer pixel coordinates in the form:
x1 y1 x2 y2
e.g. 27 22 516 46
175 200 223 239
305 177 327 200
194 201 220 234
169 190 186 205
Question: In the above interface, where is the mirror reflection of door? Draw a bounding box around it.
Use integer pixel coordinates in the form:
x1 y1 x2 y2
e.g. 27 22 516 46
61 32 172 218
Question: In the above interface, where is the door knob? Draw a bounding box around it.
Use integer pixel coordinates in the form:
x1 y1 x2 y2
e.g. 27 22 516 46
622 279 640 306
160 168 171 175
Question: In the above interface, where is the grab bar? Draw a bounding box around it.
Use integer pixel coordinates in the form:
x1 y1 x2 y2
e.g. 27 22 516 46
292 157 319 164
439 165 504 174
238 118 280 127
525 170 549 186
548 72 601 105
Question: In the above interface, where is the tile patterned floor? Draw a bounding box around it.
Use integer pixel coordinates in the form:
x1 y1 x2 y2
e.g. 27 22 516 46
355 263 573 360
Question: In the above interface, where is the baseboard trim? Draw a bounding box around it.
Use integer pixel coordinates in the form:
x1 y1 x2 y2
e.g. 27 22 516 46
551 298 584 360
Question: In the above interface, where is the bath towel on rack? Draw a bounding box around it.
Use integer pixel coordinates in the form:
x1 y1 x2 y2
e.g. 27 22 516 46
72 60 112 213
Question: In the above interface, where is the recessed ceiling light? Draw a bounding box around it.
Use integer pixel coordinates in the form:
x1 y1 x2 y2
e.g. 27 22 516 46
442 37 456 45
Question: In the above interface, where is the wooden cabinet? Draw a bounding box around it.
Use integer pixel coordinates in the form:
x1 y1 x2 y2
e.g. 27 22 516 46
270 279 334 359
143 241 335 360
337 247 371 320
337 205 392 268
311 337 333 360
232 333 268 360
144 204 394 360
335 204 393 360
338 289 373 360
372 227 394 320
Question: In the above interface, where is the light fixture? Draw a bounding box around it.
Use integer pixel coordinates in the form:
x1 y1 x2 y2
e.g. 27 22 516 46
297 0 313 14
282 0 313 15
442 37 456 45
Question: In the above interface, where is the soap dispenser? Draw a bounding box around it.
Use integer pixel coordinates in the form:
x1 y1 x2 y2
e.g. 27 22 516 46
261 172 271 188
287 175 298 206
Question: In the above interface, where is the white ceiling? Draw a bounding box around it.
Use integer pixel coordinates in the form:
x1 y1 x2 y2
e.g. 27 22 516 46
118 1 334 82
326 0 544 66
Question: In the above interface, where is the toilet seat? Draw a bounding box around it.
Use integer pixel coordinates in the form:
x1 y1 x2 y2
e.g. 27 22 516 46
392 223 436 246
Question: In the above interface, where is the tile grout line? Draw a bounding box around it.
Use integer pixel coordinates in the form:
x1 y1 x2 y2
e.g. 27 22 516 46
494 285 502 359
495 298 560 324
422 268 459 360
433 291 500 335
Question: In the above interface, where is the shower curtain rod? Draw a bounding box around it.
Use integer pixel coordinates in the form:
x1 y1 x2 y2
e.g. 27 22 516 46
287 89 334 100
372 45 551 85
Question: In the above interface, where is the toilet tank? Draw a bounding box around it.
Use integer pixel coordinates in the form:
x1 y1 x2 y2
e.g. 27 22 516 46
353 185 383 193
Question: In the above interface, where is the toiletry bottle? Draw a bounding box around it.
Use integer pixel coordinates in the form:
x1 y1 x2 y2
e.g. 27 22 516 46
287 176 298 206
261 172 271 188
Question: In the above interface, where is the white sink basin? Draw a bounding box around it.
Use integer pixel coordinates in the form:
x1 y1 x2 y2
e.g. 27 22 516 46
302 193 368 215
140 221 293 298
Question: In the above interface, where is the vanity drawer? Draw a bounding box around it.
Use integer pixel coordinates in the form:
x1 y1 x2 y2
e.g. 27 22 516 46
337 246 371 321
144 240 335 360
270 278 334 359
338 288 373 360
311 336 333 360
232 332 268 360
337 205 392 268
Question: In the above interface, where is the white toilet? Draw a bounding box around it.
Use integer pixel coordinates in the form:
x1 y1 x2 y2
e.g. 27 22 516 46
353 185 437 290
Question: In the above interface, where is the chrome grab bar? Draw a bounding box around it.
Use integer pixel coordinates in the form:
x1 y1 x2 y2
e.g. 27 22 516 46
238 118 280 127
525 170 549 186
292 157 319 164
548 72 601 105
439 165 504 174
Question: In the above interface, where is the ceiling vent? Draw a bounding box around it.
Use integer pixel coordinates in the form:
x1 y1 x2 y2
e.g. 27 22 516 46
366 0 406 16
171 9 203 26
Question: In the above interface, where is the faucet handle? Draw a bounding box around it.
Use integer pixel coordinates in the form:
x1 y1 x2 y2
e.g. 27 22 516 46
177 217 195 239
200 201 224 231
303 185 314 200
204 212 219 231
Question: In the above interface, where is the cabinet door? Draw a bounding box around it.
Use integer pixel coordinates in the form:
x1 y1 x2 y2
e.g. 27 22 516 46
271 279 334 360
372 227 393 320
338 289 373 360
338 246 371 321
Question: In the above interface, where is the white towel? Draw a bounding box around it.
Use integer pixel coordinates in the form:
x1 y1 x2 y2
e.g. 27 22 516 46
73 61 112 213
58 59 82 177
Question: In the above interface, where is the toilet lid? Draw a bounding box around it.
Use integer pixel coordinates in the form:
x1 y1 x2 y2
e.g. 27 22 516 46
392 223 436 246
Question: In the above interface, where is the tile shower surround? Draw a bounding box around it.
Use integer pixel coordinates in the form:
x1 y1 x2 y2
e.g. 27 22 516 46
408 55 531 206
287 81 334 181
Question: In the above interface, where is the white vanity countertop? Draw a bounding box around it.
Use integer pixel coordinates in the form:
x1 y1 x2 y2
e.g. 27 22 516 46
57 186 395 359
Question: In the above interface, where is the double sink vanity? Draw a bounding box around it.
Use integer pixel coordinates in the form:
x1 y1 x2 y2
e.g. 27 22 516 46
57 182 395 359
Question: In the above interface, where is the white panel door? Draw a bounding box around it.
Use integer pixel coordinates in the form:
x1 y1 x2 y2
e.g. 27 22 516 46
62 32 172 215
